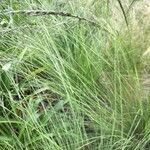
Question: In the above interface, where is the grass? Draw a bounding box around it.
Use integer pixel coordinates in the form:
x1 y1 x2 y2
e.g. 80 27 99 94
0 0 150 149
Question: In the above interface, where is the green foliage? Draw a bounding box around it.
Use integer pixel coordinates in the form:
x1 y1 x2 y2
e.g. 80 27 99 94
0 0 149 149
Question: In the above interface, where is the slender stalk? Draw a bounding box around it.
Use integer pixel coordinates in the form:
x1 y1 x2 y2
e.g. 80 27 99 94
0 10 100 27
117 0 128 26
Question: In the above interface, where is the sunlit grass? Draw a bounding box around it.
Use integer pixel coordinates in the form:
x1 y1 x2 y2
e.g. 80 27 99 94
0 0 149 149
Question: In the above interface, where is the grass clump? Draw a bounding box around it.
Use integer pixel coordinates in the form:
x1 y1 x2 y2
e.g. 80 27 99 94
0 0 150 149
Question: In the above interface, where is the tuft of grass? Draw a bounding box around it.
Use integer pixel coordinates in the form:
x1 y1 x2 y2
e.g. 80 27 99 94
0 0 149 149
